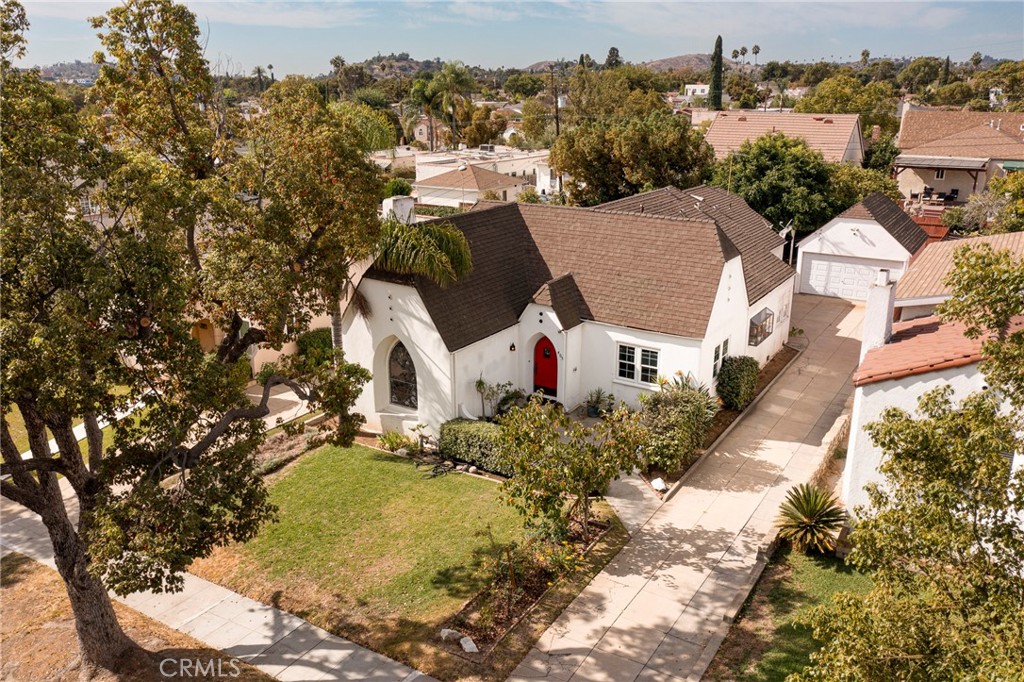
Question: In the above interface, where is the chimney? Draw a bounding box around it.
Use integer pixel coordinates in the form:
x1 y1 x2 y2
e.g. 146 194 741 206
871 125 881 142
382 195 415 225
861 269 896 361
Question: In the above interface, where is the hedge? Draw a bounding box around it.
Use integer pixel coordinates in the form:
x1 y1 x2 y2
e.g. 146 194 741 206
640 380 718 474
717 355 760 410
438 419 509 476
296 328 333 363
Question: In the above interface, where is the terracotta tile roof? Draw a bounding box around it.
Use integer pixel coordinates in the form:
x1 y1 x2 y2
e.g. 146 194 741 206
835 192 930 255
596 186 793 302
854 315 1024 387
703 112 861 162
900 123 1024 161
365 202 740 351
414 164 523 191
895 232 1024 301
898 111 1024 152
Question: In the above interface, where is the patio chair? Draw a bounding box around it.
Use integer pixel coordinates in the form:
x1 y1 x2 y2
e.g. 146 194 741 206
910 191 920 201
936 191 947 202
946 188 959 202
922 187 933 200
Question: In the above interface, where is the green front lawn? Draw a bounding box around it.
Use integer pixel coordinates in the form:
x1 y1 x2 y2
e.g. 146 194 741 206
707 546 874 682
190 444 524 671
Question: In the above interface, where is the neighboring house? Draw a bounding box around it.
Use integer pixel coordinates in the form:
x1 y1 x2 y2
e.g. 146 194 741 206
412 165 525 208
369 145 419 173
411 115 449 149
796 192 929 301
342 187 795 435
894 232 1024 321
704 111 864 164
893 111 1024 200
415 145 550 183
842 273 1024 512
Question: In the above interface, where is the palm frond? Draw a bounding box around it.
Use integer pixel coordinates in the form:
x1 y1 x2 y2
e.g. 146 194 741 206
374 219 472 288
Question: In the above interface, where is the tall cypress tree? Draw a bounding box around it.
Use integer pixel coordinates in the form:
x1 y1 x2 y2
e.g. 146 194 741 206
941 56 951 86
710 35 724 110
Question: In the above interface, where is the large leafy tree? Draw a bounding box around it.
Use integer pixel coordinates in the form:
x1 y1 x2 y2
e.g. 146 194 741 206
427 61 476 146
791 247 1024 681
1 0 469 674
711 133 835 231
550 108 714 205
794 74 899 137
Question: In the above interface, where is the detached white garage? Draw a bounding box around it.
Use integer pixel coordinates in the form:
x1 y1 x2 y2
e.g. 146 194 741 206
796 192 929 301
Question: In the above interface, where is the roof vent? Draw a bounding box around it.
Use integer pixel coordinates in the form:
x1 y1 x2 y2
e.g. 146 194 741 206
823 118 834 124
738 115 747 121
639 204 644 213
813 116 825 121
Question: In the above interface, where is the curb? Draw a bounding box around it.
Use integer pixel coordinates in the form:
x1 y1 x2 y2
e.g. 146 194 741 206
663 342 806 504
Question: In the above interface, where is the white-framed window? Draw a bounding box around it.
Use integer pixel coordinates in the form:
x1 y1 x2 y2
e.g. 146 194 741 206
79 193 99 216
713 339 730 376
935 169 945 180
617 344 659 384
749 308 775 346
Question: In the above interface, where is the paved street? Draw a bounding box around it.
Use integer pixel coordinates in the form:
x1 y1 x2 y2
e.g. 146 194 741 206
510 295 864 682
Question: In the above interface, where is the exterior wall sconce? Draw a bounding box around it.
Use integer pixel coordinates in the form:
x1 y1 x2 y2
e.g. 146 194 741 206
509 343 516 352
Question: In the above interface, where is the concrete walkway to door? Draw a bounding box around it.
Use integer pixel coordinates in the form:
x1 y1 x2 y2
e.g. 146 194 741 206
509 295 864 682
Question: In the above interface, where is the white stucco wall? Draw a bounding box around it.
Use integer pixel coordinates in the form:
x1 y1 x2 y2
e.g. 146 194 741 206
843 364 988 513
798 218 912 271
414 183 523 208
342 279 455 436
745 276 795 366
698 256 749 389
896 167 987 198
452 326 520 420
843 127 865 165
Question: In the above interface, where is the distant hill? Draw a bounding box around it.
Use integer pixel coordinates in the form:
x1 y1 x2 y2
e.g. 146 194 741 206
523 60 558 73
36 60 100 81
644 53 743 73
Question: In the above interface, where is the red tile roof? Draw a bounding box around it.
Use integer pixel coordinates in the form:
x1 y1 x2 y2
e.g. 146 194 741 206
853 315 1024 387
898 111 1024 152
895 232 1024 301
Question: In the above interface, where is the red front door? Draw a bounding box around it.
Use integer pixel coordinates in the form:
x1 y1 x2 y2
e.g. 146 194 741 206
533 336 557 397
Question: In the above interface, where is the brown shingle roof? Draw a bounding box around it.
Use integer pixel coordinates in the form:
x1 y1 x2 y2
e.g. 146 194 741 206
703 112 861 162
836 192 930 255
853 315 1024 387
900 123 1024 161
365 202 739 351
898 111 1024 151
414 164 523 191
596 186 793 303
895 233 1024 301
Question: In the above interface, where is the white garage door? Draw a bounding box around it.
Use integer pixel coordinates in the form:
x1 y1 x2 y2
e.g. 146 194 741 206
800 253 901 300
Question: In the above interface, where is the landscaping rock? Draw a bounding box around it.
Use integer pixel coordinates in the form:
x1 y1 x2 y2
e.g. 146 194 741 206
459 636 479 653
651 477 668 492
439 628 464 642
457 464 469 472
396 448 409 457
468 465 478 474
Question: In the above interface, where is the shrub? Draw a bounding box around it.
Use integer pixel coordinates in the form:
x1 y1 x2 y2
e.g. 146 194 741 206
415 205 462 218
717 355 760 410
255 361 279 386
639 378 718 473
377 430 417 452
296 328 333 360
382 177 412 198
776 483 846 554
439 419 508 476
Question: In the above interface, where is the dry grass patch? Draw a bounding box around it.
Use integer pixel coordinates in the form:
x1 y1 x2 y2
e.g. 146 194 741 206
0 552 273 682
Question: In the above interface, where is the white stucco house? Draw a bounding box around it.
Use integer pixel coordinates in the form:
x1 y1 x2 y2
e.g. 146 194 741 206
796 192 930 301
895 232 1024 321
412 164 525 209
842 273 1024 512
342 185 796 435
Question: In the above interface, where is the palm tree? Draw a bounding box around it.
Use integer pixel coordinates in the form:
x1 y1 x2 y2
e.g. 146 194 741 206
267 64 275 84
861 49 871 67
731 49 740 63
429 61 475 147
751 45 760 66
406 78 440 151
776 484 846 554
252 65 266 93
740 46 748 65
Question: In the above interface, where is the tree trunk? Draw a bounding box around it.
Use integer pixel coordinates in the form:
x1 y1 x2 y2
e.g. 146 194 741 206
40 485 133 674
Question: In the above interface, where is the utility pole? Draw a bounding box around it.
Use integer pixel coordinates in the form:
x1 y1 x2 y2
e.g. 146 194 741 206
549 63 560 137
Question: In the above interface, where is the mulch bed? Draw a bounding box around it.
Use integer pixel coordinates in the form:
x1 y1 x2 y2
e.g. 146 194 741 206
643 344 801 490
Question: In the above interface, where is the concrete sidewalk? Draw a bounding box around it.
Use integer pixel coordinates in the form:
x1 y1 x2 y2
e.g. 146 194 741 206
1 484 435 682
510 295 863 682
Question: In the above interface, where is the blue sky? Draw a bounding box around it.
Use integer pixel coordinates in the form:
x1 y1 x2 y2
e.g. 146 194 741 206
21 1 1023 75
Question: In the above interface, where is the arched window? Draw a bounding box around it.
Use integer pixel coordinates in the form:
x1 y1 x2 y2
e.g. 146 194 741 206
389 342 417 409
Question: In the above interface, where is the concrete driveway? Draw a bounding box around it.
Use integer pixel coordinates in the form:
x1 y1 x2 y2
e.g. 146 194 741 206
510 295 864 682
